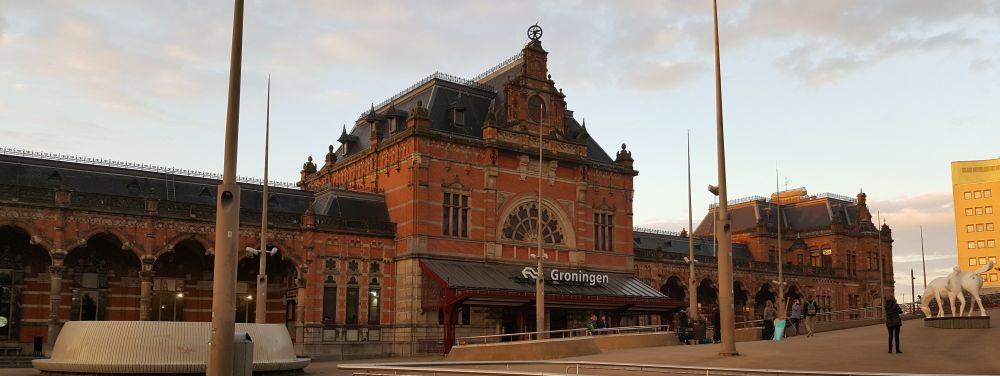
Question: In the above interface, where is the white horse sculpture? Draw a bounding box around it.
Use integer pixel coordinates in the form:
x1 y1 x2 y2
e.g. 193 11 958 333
920 276 957 318
949 260 994 317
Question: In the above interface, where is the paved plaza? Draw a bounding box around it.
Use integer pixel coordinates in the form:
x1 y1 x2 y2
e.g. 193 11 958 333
1 310 996 375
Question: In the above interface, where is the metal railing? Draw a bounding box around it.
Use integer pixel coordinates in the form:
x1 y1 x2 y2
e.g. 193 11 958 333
733 306 886 330
0 146 299 189
340 360 946 376
455 325 672 346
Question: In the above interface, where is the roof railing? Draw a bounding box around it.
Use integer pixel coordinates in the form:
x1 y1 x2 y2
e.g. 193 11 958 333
633 227 683 237
470 52 524 83
358 72 496 119
0 146 299 189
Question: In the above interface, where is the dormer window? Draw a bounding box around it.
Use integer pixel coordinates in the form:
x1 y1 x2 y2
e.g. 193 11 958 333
388 116 398 134
450 107 466 127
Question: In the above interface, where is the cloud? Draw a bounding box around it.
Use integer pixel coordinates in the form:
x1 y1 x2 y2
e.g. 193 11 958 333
621 62 706 91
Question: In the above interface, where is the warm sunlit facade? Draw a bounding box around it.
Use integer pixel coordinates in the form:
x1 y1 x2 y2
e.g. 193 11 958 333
952 158 1000 289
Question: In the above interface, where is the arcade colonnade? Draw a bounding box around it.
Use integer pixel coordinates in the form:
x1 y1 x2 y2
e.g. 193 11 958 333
0 214 392 351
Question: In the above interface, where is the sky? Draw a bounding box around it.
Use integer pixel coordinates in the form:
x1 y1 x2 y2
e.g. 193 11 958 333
2 0 1000 301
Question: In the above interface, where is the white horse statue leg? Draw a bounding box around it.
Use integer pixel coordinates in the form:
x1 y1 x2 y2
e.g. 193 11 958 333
964 261 992 316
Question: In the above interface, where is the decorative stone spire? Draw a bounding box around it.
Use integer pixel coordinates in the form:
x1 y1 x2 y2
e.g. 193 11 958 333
300 156 317 182
324 145 337 165
615 143 633 165
521 23 549 81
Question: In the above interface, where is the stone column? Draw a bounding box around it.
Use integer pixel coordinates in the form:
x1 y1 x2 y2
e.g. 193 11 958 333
294 264 308 343
139 270 154 321
47 263 65 347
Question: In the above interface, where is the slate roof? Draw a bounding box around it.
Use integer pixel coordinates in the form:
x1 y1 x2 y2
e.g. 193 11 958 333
421 259 665 299
0 153 390 223
329 52 615 165
632 230 753 262
693 194 864 238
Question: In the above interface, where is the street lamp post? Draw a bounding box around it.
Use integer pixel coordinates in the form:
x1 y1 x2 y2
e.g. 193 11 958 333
245 295 254 323
208 0 244 374
174 293 183 321
711 0 738 356
533 100 546 339
685 131 698 321
256 76 272 324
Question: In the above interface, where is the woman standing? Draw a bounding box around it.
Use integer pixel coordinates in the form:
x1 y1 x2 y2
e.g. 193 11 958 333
762 300 776 340
789 300 802 335
885 297 903 354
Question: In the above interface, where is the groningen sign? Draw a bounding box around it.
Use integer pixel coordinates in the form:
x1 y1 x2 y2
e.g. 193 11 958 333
521 267 610 286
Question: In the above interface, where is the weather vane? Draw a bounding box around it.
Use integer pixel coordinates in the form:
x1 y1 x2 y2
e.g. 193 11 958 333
527 23 543 41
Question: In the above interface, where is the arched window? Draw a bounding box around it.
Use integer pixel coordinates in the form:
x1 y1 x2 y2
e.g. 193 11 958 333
501 202 564 244
527 95 545 123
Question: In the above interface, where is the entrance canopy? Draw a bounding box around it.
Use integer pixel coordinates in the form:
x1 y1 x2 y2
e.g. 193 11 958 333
420 259 680 311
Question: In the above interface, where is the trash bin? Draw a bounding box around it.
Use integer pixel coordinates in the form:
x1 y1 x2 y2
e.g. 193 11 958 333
33 336 43 355
233 332 254 376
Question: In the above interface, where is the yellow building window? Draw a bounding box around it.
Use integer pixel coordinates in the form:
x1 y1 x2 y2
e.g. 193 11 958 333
969 258 977 266
974 191 982 199
968 241 976 249
988 239 996 248
988 223 995 231
965 191 973 200
987 206 994 214
986 189 993 198
991 274 998 282
966 208 974 216
967 224 975 233
978 240 986 248
976 207 984 215
980 257 987 265
977 224 985 232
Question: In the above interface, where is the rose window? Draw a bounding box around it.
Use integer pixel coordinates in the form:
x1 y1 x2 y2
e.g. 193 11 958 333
501 203 564 245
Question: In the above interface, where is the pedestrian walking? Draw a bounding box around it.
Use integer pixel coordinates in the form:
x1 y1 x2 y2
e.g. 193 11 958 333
789 299 802 335
803 295 819 337
762 300 776 340
597 314 609 334
885 297 903 354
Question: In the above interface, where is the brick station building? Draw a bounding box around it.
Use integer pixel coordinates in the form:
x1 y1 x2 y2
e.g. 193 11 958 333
633 188 895 323
0 29 891 357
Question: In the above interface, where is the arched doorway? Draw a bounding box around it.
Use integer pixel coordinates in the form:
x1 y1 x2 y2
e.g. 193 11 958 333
786 285 803 304
660 276 686 300
0 225 51 341
754 284 776 314
733 281 750 322
151 239 214 322
697 278 717 314
236 251 297 324
64 233 141 321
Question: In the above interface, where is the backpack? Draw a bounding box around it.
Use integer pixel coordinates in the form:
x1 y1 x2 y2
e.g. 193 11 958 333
805 301 818 315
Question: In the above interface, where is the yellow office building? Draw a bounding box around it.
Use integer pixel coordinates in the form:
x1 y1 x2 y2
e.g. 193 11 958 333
952 158 1000 289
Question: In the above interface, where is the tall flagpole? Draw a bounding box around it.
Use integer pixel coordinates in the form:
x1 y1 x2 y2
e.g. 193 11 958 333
920 226 927 289
686 131 698 321
877 211 885 311
535 101 545 338
712 0 737 356
255 75 271 323
208 0 244 373
775 165 785 318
